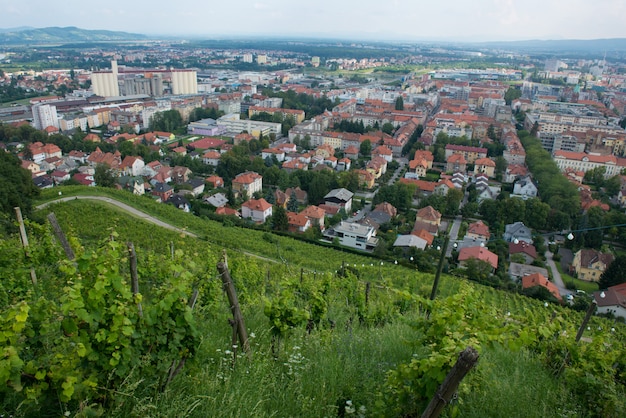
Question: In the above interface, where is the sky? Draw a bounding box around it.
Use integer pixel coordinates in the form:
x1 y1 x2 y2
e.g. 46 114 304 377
2 0 626 42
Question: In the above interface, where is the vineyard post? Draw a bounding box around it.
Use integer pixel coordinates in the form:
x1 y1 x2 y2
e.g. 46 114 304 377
430 235 450 301
421 346 479 418
47 212 75 260
127 242 143 317
365 282 370 306
14 206 37 286
575 300 597 343
170 241 174 260
217 261 251 355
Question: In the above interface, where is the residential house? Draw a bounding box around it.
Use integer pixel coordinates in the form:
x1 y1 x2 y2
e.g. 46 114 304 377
415 206 441 227
282 159 308 172
473 157 496 178
509 241 538 264
152 182 173 202
594 285 626 320
354 169 376 189
324 188 354 213
444 144 487 164
522 273 561 300
72 173 95 186
434 179 456 196
262 148 286 162
372 145 393 163
171 166 192 184
167 194 191 212
467 220 490 241
68 150 87 164
287 212 311 233
458 246 499 271
446 153 467 173
503 222 533 244
344 146 359 160
232 171 263 200
120 155 145 177
186 178 205 197
393 234 429 251
367 202 397 225
205 192 229 208
512 176 538 200
274 189 289 208
51 170 70 184
330 221 379 251
286 187 308 205
118 176 145 195
503 164 529 183
300 205 325 231
337 157 352 171
33 175 54 189
241 198 273 223
572 249 614 282
216 206 241 217
206 175 224 189
202 150 221 166
508 263 549 281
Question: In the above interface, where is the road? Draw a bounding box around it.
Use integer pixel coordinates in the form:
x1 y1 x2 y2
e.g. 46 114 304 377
35 195 284 264
36 195 199 237
543 236 572 297
446 215 463 257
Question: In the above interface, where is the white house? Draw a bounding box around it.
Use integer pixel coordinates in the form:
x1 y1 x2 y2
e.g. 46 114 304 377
331 221 379 251
512 176 538 200
241 198 273 223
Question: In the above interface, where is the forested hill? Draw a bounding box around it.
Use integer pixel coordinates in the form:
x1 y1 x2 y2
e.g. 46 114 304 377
0 26 147 45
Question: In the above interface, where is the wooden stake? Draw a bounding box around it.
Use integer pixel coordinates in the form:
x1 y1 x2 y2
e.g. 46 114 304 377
15 207 37 286
421 347 479 418
47 212 75 260
127 242 143 317
217 260 250 354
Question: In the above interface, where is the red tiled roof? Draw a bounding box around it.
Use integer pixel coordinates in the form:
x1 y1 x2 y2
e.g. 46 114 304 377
458 246 498 270
522 273 561 300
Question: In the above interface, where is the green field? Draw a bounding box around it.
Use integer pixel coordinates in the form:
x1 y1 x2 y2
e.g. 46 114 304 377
1 188 624 417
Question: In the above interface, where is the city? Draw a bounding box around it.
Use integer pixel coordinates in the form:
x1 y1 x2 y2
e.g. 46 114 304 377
1 18 626 417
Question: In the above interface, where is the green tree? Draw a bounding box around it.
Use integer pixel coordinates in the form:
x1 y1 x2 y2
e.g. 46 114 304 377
524 198 551 231
0 150 39 219
504 87 522 105
272 205 289 232
287 191 299 212
360 139 372 157
382 123 395 136
395 96 404 110
150 109 184 133
94 163 116 188
599 255 626 289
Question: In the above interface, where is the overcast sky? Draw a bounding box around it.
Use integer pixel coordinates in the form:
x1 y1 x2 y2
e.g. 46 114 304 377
2 0 626 42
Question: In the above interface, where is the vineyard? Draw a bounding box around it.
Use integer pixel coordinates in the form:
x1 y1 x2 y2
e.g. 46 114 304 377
0 193 625 417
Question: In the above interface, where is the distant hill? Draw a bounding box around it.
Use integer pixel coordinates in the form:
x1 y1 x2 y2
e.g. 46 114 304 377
473 38 626 57
0 26 147 45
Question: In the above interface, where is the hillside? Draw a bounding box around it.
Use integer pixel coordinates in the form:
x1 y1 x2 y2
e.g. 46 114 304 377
0 189 624 417
0 26 147 45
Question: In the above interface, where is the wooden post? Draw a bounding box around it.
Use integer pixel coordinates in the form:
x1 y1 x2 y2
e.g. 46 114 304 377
217 261 250 354
127 242 143 317
47 212 75 260
575 300 597 343
365 282 371 306
421 346 479 418
15 207 37 286
430 235 449 301
170 241 175 260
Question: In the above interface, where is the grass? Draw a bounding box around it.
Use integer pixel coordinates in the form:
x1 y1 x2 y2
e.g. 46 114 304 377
555 262 599 293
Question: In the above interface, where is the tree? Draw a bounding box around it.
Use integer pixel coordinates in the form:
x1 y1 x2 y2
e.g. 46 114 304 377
94 163 116 188
360 139 372 157
599 255 626 289
504 87 522 105
0 150 39 218
395 96 404 111
524 198 550 231
382 123 395 136
287 191 299 212
272 205 289 232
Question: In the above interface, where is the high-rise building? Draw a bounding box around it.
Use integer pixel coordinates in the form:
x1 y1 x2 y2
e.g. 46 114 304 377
32 104 59 130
